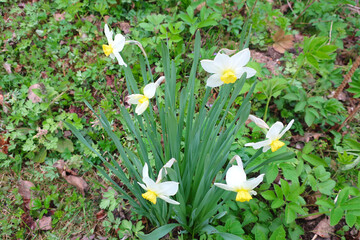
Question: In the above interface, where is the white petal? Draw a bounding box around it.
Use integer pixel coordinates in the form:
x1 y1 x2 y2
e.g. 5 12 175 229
279 119 294 138
104 24 113 43
158 195 180 205
113 52 127 67
143 176 156 189
266 122 284 140
213 53 230 69
109 53 115 59
206 74 223 88
229 155 243 169
142 163 149 179
248 115 269 129
138 182 147 191
127 94 143 104
113 34 125 52
245 139 272 149
230 48 250 68
214 183 235 192
243 67 256 78
200 59 222 74
262 145 271 153
155 76 165 86
154 181 179 196
135 100 149 115
243 174 264 190
226 165 246 189
143 83 158 99
249 190 257 196
156 158 176 183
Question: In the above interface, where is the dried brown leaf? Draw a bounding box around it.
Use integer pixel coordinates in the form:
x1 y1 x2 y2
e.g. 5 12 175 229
3 62 11 74
96 209 107 220
313 217 334 238
54 160 89 196
34 216 52 230
28 83 45 103
272 29 294 53
119 21 131 34
61 172 89 196
54 12 65 21
18 180 35 200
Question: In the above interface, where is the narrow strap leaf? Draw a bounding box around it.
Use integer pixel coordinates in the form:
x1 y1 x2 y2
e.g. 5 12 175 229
202 225 244 240
138 223 180 240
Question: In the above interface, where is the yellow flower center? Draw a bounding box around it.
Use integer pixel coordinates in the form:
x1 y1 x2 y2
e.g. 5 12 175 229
102 44 114 56
236 189 252 202
270 139 285 152
138 96 148 104
142 190 157 204
221 70 237 84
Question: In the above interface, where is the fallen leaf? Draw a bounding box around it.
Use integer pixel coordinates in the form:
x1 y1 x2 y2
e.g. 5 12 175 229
119 21 131 34
3 62 11 74
54 12 65 21
34 216 52 230
313 217 334 238
272 29 294 54
292 132 323 143
21 212 35 230
54 160 89 196
28 83 45 103
61 172 89 196
18 180 35 200
0 134 9 154
14 64 22 73
96 209 107 220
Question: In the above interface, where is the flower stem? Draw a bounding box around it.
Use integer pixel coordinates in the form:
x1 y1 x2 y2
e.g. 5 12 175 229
263 96 272 121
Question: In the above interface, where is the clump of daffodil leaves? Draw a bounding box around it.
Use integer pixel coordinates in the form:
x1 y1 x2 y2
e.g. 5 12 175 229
67 22 295 240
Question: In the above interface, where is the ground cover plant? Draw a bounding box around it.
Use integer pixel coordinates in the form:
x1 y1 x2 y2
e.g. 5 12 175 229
1 0 360 239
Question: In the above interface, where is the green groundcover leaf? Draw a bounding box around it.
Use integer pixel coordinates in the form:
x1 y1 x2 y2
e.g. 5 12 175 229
138 224 180 240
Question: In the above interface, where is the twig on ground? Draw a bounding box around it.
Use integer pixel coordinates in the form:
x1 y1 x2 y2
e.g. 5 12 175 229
292 0 317 25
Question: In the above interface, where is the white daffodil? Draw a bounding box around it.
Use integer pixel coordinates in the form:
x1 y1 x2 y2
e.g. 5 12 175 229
127 76 165 115
200 48 256 88
138 158 179 205
102 24 127 67
248 114 269 129
215 155 264 202
245 119 294 153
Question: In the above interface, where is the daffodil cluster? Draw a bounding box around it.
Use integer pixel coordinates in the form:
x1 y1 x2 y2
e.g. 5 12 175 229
100 23 295 212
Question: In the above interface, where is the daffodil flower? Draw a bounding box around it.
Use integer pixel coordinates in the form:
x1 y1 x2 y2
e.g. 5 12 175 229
200 48 256 88
245 119 294 152
248 114 270 129
138 158 180 205
215 156 264 202
102 24 127 67
127 76 165 115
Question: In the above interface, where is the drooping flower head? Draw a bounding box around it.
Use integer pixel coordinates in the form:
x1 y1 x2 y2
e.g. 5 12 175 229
245 119 294 152
127 76 165 115
102 24 127 67
200 48 256 88
138 158 179 205
215 156 264 202
248 114 270 129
